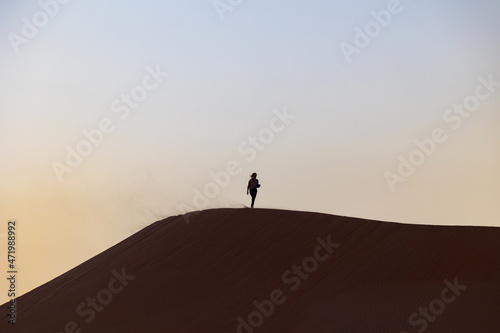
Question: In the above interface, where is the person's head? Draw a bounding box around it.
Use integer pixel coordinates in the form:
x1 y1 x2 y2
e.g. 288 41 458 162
251 173 257 178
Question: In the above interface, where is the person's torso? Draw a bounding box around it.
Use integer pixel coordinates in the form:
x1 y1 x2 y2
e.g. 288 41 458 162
249 179 258 189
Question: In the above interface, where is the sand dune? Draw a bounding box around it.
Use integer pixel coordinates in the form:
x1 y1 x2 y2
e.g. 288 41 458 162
2 208 499 332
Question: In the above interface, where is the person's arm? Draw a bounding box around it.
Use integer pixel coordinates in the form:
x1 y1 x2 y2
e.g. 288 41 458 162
247 180 250 194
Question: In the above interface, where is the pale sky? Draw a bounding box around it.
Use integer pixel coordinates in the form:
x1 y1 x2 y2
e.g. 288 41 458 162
1 0 499 303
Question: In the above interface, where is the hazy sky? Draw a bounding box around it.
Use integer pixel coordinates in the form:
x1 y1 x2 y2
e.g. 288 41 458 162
1 0 499 302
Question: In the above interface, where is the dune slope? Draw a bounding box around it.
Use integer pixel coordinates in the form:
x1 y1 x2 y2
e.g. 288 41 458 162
2 208 500 332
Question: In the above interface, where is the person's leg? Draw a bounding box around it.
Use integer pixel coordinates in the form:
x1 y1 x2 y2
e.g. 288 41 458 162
250 189 257 208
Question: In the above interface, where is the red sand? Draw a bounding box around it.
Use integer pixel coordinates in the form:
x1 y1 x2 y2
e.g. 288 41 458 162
2 208 500 332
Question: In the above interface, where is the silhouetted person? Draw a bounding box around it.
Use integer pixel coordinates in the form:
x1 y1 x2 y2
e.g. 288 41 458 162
247 173 260 208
